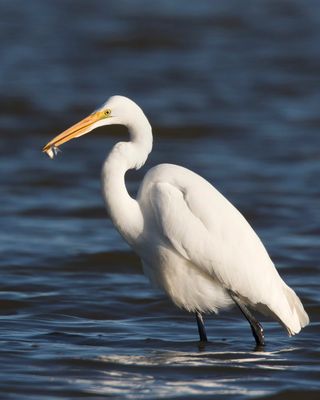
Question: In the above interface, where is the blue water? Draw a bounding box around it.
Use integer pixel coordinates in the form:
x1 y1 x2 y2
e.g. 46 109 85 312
1 1 319 398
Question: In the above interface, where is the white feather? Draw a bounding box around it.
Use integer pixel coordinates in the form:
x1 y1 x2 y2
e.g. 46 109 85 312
99 97 309 338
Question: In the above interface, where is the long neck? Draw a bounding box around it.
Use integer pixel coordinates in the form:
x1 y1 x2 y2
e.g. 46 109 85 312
101 120 152 246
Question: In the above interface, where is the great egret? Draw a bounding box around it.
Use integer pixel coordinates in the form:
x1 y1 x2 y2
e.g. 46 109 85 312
43 95 309 346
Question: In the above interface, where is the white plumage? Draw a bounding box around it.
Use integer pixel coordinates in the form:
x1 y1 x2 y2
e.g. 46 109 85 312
43 95 309 345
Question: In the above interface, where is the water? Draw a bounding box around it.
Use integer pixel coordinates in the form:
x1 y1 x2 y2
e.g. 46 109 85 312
1 0 319 398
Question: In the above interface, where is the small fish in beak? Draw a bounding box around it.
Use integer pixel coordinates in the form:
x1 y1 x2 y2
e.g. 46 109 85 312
46 145 61 159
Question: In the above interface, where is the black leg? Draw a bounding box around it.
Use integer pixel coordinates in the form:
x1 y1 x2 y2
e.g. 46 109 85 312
230 292 265 347
195 311 208 342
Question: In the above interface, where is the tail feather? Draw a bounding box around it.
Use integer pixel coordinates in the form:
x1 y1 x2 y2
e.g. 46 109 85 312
281 284 309 336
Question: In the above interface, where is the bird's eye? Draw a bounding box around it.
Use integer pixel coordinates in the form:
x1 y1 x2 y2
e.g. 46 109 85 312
104 109 111 117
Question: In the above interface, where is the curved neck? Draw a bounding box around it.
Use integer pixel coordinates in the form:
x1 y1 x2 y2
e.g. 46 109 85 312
101 121 152 246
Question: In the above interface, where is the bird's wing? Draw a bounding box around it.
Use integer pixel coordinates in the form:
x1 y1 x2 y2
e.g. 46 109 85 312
148 179 280 306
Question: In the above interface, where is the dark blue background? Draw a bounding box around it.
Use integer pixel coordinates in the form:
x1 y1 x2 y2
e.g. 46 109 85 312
1 1 319 398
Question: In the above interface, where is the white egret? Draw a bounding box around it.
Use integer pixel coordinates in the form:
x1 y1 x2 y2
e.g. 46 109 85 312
43 95 309 346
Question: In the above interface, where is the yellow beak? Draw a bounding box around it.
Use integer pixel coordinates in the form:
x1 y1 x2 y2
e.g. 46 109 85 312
42 111 105 158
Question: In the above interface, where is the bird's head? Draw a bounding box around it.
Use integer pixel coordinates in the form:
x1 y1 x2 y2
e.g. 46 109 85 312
42 95 144 159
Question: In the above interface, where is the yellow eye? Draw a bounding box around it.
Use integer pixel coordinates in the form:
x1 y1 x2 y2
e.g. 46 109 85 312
104 109 111 117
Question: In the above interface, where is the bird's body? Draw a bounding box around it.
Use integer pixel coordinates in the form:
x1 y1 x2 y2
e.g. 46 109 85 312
43 95 309 345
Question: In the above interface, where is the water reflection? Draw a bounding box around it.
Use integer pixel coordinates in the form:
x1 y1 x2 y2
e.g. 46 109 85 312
89 371 269 398
87 348 301 397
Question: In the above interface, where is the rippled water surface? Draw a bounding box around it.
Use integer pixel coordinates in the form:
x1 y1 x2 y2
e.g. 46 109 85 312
1 1 320 398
